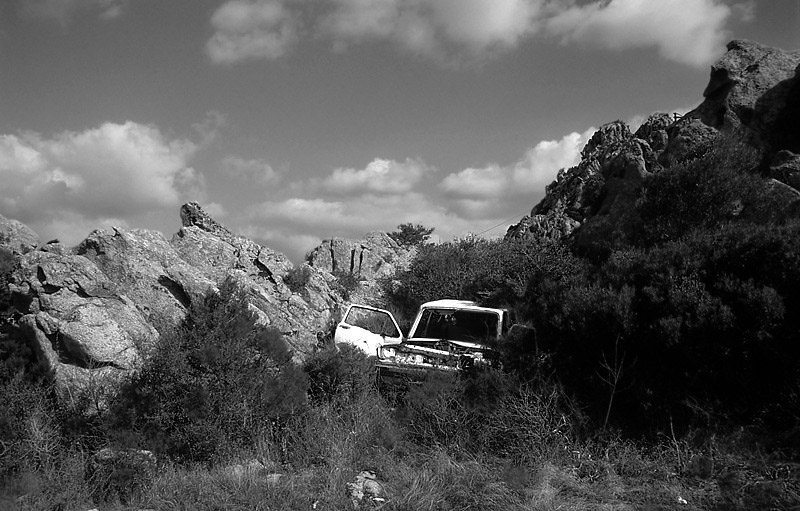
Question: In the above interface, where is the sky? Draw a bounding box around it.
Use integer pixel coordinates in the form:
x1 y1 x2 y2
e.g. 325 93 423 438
1 0 798 263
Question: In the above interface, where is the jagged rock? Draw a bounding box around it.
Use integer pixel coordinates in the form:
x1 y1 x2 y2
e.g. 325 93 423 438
769 150 800 191
6 202 346 398
510 40 800 244
171 203 341 356
9 250 159 398
659 117 719 168
77 227 217 329
0 212 39 254
689 40 800 164
306 231 415 304
509 117 665 240
307 231 407 279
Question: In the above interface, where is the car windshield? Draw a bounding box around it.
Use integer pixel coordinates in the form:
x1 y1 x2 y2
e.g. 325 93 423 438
411 308 499 342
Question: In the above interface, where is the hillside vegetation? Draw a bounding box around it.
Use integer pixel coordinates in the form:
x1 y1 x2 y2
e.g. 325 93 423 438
2 38 800 511
2 150 800 510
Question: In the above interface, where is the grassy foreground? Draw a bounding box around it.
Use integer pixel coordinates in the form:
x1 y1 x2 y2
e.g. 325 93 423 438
1 380 798 511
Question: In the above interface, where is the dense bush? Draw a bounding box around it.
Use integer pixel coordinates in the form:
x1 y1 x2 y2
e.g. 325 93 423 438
303 343 376 403
107 280 308 464
283 264 311 293
387 237 580 318
395 368 577 458
518 220 800 433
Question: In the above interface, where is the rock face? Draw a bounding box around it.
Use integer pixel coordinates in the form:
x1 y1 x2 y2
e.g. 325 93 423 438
4 202 349 398
306 231 416 305
0 213 39 254
509 40 800 242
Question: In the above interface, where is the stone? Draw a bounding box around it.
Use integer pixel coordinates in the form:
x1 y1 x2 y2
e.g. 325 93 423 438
306 231 415 305
0 212 39 254
769 150 800 190
347 470 386 507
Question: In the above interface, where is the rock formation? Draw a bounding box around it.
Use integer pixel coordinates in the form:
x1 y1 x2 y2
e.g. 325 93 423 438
3 203 373 399
508 40 800 243
306 231 416 305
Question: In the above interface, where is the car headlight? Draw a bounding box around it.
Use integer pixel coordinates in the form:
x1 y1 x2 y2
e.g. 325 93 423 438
380 347 396 359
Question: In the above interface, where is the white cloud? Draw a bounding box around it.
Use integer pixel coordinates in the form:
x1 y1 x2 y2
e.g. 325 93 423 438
206 0 299 64
206 0 740 66
440 128 594 203
235 127 594 262
221 155 280 185
320 158 434 194
545 0 731 67
242 192 478 262
321 0 543 61
0 121 202 244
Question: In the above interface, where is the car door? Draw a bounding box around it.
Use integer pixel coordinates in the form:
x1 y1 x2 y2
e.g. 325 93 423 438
334 304 403 356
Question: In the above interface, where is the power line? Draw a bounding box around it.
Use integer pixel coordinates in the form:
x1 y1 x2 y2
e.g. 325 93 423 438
475 208 531 237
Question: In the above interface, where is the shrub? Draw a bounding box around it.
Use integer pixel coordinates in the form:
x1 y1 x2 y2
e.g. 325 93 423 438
284 265 311 293
389 223 434 247
303 344 376 403
387 237 580 318
107 280 309 464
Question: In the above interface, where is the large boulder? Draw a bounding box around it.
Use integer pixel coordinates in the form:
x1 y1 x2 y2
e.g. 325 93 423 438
306 231 415 305
0 212 39 254
10 250 159 401
687 39 800 165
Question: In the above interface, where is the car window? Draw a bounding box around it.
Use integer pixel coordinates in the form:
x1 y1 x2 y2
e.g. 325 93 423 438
413 308 498 341
344 306 400 338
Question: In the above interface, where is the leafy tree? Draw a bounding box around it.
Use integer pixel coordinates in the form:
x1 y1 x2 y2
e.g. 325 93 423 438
389 223 434 247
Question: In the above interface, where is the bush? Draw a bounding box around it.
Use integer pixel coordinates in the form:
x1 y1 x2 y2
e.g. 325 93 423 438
284 265 311 293
387 237 580 318
107 280 309 464
303 344 376 403
389 223 434 247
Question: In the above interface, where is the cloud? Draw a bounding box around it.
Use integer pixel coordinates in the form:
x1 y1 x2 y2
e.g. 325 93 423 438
235 127 594 262
320 158 434 195
19 0 128 24
206 0 300 64
0 121 203 244
440 128 594 204
205 0 740 66
321 0 543 61
242 192 478 262
220 155 280 185
545 0 731 67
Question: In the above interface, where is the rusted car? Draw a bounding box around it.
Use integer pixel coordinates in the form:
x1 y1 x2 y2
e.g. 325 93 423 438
334 299 512 380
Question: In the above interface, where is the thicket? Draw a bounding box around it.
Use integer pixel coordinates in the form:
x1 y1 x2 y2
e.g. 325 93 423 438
387 153 800 439
106 281 309 465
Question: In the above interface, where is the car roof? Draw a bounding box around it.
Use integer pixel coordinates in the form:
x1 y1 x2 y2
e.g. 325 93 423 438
419 299 505 315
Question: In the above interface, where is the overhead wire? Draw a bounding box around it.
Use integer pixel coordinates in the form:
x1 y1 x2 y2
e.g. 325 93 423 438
474 208 531 237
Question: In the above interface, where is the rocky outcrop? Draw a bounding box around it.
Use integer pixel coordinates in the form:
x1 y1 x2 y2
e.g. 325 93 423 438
509 40 800 243
5 203 346 397
693 40 800 158
508 115 667 240
306 231 416 305
0 213 39 254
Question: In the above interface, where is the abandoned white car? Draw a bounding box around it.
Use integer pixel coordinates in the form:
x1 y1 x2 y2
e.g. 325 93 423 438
334 299 512 379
